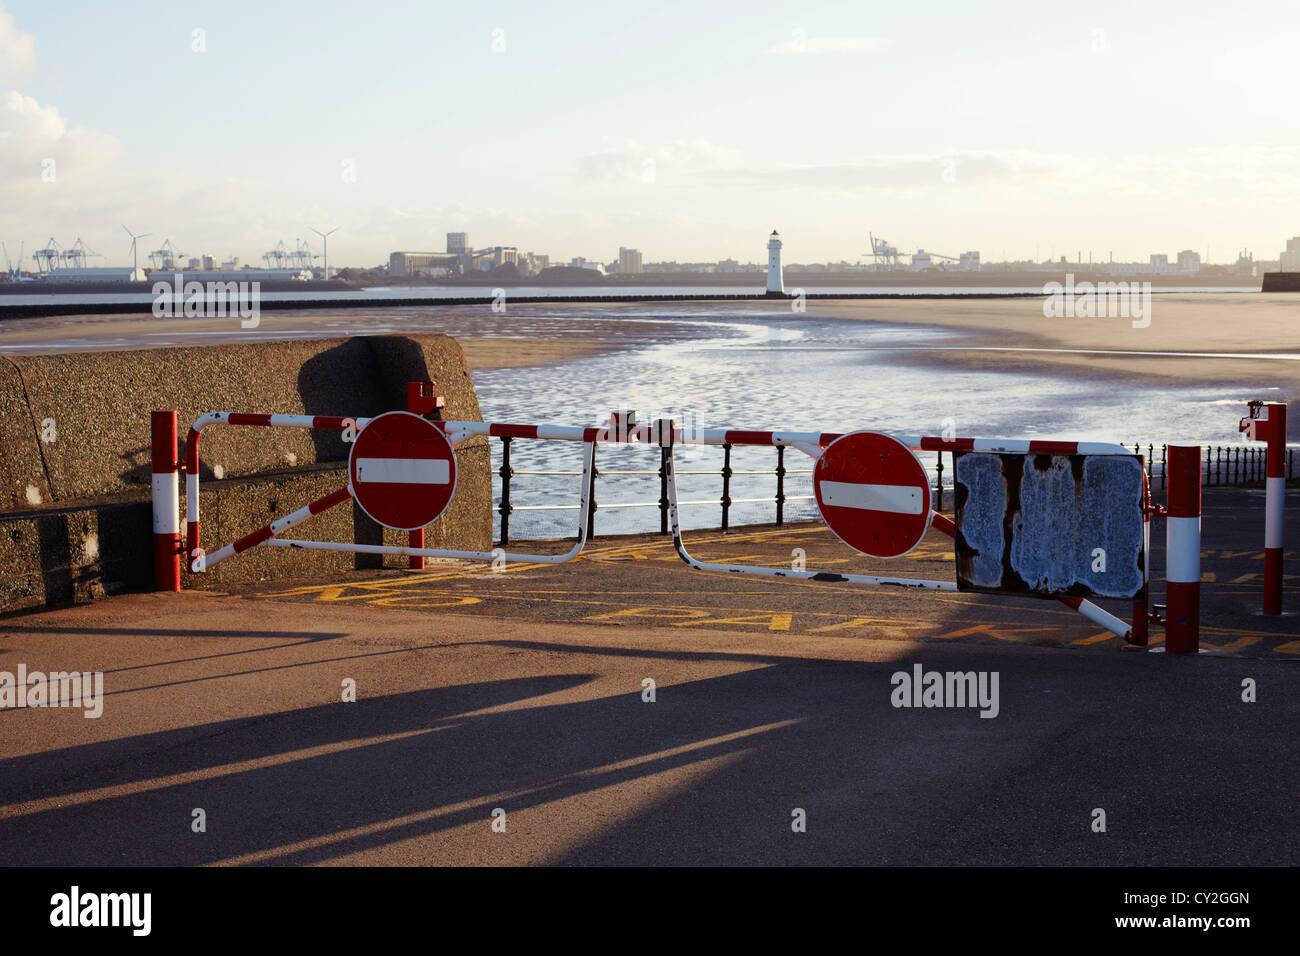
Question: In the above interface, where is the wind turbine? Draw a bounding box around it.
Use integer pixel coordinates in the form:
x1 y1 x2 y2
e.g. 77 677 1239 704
310 226 338 280
123 225 152 278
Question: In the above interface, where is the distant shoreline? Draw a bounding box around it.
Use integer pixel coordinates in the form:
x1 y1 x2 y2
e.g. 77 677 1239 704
0 277 357 296
0 290 1058 320
0 269 1261 298
0 284 1272 321
404 270 1261 290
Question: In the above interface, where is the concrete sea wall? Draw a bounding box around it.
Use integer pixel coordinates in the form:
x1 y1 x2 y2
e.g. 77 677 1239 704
0 334 490 613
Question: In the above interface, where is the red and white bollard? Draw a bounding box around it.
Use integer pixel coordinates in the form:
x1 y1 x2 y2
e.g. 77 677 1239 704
1165 444 1201 652
1240 401 1286 615
151 409 182 591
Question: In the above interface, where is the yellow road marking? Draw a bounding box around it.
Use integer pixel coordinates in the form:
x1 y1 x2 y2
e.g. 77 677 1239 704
368 595 484 609
1071 631 1121 645
669 613 793 631
586 607 710 623
933 623 1063 642
808 617 925 638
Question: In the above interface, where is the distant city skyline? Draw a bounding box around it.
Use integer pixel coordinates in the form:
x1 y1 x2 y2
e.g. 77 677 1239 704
3 1 1300 269
12 228 1292 279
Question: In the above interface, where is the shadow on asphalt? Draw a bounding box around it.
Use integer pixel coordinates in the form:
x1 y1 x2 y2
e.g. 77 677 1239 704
0 644 1292 866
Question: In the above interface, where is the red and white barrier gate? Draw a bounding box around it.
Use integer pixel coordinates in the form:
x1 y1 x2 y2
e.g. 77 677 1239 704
153 386 1209 650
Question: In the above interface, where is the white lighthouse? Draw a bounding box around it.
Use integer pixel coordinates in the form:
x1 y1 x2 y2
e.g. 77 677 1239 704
766 229 784 295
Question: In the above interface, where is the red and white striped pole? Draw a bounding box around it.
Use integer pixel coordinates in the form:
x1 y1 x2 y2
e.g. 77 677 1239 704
1239 401 1286 614
151 409 181 591
1165 444 1201 653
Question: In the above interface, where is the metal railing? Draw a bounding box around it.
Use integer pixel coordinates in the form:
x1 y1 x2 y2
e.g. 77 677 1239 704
494 437 1295 545
497 438 815 545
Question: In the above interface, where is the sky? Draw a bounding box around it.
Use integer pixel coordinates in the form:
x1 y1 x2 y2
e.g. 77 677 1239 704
2 0 1300 270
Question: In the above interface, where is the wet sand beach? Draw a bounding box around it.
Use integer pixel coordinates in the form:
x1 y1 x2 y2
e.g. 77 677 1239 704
0 294 1296 397
802 294 1300 392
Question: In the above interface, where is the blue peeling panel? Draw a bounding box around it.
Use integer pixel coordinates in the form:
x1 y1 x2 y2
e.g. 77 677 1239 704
954 452 1145 599
1010 456 1077 592
953 453 1007 588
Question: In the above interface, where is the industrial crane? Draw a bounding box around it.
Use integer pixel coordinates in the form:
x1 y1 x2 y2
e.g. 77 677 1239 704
866 233 905 269
2 241 22 281
31 237 102 274
148 239 184 271
263 240 291 269
290 239 316 271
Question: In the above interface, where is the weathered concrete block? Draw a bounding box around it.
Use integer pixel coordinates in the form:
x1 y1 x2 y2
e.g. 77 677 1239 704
0 498 153 613
0 359 52 509
0 334 489 612
4 333 482 506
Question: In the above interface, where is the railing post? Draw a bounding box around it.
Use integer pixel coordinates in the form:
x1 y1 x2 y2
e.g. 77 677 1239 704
587 442 598 539
659 445 669 535
775 445 786 526
499 436 513 547
1165 445 1202 653
1130 453 1149 646
151 410 181 591
720 442 733 531
934 450 944 513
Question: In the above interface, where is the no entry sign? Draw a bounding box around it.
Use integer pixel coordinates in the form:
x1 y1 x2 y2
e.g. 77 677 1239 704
348 411 458 531
815 431 931 558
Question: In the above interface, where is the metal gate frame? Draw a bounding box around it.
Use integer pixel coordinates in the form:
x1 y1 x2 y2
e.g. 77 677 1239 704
152 393 1202 649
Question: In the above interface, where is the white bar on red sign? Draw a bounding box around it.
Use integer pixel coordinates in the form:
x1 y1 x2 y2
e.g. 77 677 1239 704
354 458 451 485
819 480 924 515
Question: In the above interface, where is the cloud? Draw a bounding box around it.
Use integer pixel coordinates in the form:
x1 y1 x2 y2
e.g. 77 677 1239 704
0 6 36 83
704 150 1069 192
579 139 741 183
767 34 887 55
0 91 123 184
692 146 1300 198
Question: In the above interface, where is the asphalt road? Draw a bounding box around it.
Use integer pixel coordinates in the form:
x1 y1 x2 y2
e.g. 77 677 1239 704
248 487 1300 658
0 488 1295 866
